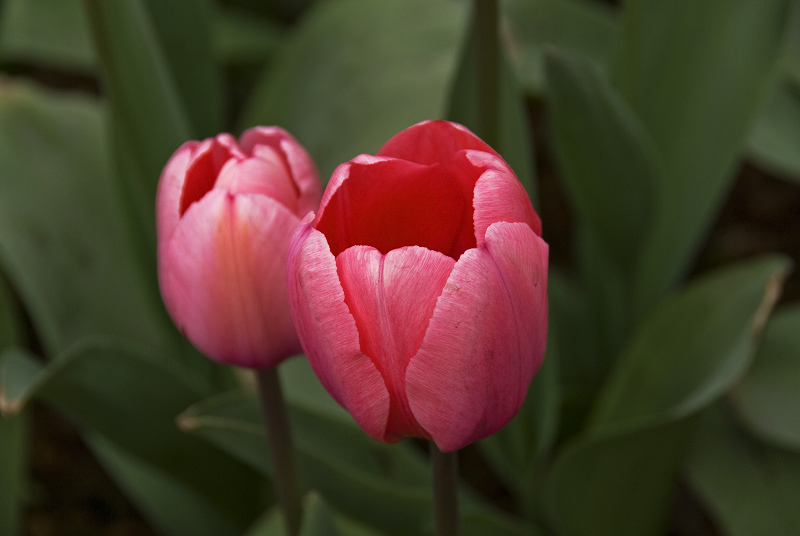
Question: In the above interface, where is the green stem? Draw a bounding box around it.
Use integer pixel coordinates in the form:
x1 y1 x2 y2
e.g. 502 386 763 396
431 443 460 536
257 368 302 536
474 0 500 148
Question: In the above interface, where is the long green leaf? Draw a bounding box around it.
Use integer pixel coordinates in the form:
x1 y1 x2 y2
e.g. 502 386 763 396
88 432 242 536
686 405 800 536
180 388 533 536
544 48 658 275
83 0 193 256
446 17 538 206
0 80 179 357
746 81 800 182
729 305 800 451
613 0 791 316
546 256 789 536
502 0 619 96
140 0 223 137
241 0 467 181
0 339 264 533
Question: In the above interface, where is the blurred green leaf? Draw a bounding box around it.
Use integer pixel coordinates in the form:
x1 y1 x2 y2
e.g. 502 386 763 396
547 256 789 536
613 0 791 316
0 411 25 536
141 0 223 137
545 48 658 275
746 81 800 182
0 278 19 351
83 0 193 257
686 405 800 536
180 390 432 535
0 0 95 71
214 8 286 65
502 0 618 96
181 389 534 536
241 0 468 180
730 305 800 451
0 80 179 356
300 493 342 536
88 432 242 536
246 509 287 536
0 339 264 533
446 18 537 207
280 358 354 426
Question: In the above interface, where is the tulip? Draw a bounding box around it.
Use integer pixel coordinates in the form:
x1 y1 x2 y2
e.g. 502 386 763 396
287 120 548 452
157 127 321 369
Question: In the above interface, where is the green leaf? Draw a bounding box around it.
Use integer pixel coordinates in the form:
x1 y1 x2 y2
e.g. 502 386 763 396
746 81 800 182
445 15 537 206
730 305 800 451
214 8 286 65
180 390 432 535
0 411 26 536
241 0 468 181
0 339 264 533
83 0 193 255
88 432 243 536
0 0 95 71
245 509 286 536
300 493 343 536
546 256 789 536
180 389 535 536
0 80 180 357
140 0 224 137
544 48 658 275
548 420 691 536
0 277 20 351
613 0 791 316
686 405 800 536
502 0 619 96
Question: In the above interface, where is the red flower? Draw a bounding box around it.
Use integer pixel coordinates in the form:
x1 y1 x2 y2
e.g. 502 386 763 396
287 120 548 451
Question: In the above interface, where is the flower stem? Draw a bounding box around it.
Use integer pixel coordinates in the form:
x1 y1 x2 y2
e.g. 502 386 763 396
474 0 500 148
431 443 460 536
256 367 302 536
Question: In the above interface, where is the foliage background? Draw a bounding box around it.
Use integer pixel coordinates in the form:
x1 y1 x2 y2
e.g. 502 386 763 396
0 0 799 535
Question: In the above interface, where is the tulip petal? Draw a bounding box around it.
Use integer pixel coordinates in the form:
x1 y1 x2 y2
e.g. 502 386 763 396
156 140 198 250
406 222 549 452
178 134 243 216
377 120 498 165
214 155 298 214
336 245 455 440
239 126 322 216
467 150 542 241
316 158 474 258
160 189 301 368
287 224 391 441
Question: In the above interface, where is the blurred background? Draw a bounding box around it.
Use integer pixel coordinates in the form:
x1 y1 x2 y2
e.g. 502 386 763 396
0 0 799 535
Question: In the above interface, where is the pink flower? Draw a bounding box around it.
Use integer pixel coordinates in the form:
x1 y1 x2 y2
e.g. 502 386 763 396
157 127 321 368
287 120 548 452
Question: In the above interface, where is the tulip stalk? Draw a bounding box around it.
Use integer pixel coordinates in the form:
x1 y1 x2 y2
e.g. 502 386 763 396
431 445 460 536
256 368 302 536
474 0 499 148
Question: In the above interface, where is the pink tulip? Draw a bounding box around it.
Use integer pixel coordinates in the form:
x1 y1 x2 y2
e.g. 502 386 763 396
157 127 321 368
287 120 548 452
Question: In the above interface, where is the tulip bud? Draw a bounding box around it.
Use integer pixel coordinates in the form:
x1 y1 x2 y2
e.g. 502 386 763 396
157 127 321 368
287 120 548 452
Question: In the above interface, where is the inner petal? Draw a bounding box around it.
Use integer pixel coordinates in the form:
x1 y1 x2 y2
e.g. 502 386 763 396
214 153 299 214
179 135 240 216
316 159 475 259
336 245 455 440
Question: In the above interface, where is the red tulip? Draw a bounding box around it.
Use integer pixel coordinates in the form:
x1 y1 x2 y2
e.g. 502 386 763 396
157 127 321 368
287 120 548 451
